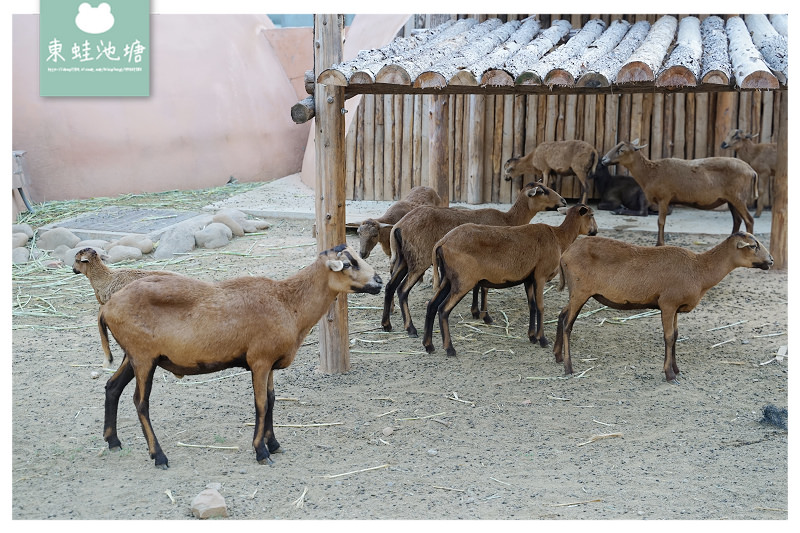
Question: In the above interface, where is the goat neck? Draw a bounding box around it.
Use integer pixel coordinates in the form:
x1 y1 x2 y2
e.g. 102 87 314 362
554 205 596 251
695 233 772 291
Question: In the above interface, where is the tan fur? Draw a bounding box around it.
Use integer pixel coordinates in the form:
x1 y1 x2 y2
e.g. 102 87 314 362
720 129 778 217
504 140 599 204
99 245 382 468
382 182 567 337
423 205 598 356
357 186 442 259
553 233 773 382
602 141 758 246
72 247 179 369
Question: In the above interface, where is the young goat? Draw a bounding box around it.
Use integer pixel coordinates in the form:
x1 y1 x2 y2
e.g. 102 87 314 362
601 140 758 246
99 244 382 468
720 129 777 218
72 247 179 369
382 182 566 337
357 186 442 259
504 140 598 204
423 204 597 357
591 161 651 216
553 232 773 382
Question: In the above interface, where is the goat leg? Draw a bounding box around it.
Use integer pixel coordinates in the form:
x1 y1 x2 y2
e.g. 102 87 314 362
131 361 168 468
661 309 680 383
422 279 450 353
470 286 492 324
103 355 134 451
251 366 275 465
397 270 424 337
381 263 407 331
264 370 281 455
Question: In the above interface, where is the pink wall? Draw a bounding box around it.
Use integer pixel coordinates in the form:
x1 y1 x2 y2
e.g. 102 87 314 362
299 15 411 189
12 14 313 215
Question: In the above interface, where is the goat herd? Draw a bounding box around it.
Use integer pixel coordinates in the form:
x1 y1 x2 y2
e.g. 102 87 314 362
74 135 774 469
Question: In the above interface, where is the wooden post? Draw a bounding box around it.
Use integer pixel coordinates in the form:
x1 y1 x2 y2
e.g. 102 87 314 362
313 14 349 373
467 94 485 204
428 93 450 206
770 90 787 269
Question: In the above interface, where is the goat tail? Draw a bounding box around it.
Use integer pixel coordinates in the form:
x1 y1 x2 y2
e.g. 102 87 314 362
98 311 113 365
557 260 567 292
752 170 759 200
432 245 444 292
587 150 598 177
389 226 402 271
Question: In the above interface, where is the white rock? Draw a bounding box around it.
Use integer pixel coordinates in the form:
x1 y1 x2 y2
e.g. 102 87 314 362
194 223 232 249
12 247 30 264
112 234 154 254
106 245 142 264
37 227 81 250
191 488 228 519
153 216 212 259
12 223 34 238
62 245 107 265
13 232 29 248
212 213 245 237
76 239 110 250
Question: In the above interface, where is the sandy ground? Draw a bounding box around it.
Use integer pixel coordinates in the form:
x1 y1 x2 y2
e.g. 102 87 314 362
10 202 788 520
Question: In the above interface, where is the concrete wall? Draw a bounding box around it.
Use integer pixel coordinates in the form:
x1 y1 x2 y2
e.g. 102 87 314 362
12 14 313 217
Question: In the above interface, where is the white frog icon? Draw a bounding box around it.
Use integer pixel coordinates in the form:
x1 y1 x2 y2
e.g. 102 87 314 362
75 2 115 34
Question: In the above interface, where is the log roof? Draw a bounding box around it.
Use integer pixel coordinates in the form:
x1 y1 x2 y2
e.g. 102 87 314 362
317 14 788 95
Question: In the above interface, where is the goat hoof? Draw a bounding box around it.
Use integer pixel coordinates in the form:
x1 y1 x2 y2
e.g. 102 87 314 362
445 348 457 357
407 328 418 338
424 344 434 354
155 462 169 470
482 315 493 325
382 323 392 332
267 439 281 454
258 455 275 465
539 337 549 348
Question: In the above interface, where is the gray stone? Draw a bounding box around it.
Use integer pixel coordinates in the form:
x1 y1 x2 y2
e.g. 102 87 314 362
61 245 107 266
106 245 143 264
153 216 212 259
37 227 81 250
76 239 111 250
110 234 154 254
195 223 232 249
191 488 228 519
12 247 30 264
216 208 269 233
12 223 34 238
13 232 29 248
212 213 245 237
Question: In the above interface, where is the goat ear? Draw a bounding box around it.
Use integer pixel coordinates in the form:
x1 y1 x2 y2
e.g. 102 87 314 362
80 257 90 263
634 143 648 151
579 205 589 216
326 259 345 272
736 240 753 249
379 222 393 229
527 186 541 197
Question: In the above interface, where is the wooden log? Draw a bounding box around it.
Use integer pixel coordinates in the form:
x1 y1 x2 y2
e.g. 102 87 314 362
579 20 650 87
428 94 450 205
392 96 403 199
354 99 365 200
657 16 701 87
364 95 376 200
304 69 315 95
400 94 414 199
641 92 653 148
673 93 686 158
313 15 348 373
744 14 788 83
291 96 316 125
345 114 356 200
544 94 558 143
685 92 695 159
603 94 619 171
506 94 524 202
617 15 677 84
662 93 673 157
466 17 540 87
565 94 578 140
737 91 750 133
374 95 385 199
760 90 774 143
630 93 643 146
769 14 788 37
650 93 664 160
550 19 629 86
483 95 496 203
453 94 464 202
534 19 606 87
506 20 571 83
491 96 505 202
725 17 779 89
412 95 423 189
467 94 485 204
770 90 787 269
699 16 731 85
714 91 736 157
382 94 395 200
693 92 708 158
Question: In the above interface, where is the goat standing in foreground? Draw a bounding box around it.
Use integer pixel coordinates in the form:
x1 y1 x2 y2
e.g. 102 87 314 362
383 182 566 337
423 204 597 357
357 186 442 259
553 232 773 382
504 140 598 204
601 140 758 246
99 244 382 468
720 129 777 218
72 247 179 369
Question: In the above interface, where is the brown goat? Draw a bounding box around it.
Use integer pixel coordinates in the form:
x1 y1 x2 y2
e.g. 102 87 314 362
601 140 758 246
720 129 777 218
382 182 566 337
72 247 179 369
357 186 442 259
423 204 597 356
504 140 598 204
99 244 382 468
553 232 773 382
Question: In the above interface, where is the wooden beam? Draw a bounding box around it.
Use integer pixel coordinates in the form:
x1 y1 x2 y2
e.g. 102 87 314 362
770 91 787 269
313 14 349 374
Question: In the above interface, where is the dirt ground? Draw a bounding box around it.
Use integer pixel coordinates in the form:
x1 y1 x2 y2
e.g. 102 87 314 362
10 215 788 520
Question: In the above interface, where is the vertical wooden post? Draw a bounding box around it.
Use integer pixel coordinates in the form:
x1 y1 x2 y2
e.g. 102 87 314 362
770 90 787 269
467 94 485 204
313 14 349 373
428 93 450 206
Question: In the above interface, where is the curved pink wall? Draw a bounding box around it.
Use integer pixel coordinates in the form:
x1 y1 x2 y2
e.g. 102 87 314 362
299 15 411 189
12 14 311 209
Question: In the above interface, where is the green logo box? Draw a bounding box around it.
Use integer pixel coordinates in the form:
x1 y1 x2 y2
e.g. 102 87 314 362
40 1 150 96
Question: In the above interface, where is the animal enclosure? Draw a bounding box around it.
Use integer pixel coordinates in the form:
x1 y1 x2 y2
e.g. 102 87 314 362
340 14 784 207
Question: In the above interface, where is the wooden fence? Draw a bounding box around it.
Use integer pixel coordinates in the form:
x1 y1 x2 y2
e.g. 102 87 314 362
343 14 782 206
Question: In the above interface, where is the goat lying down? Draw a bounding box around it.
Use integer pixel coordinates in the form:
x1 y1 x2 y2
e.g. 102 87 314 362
99 244 382 468
553 232 773 382
423 204 597 357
